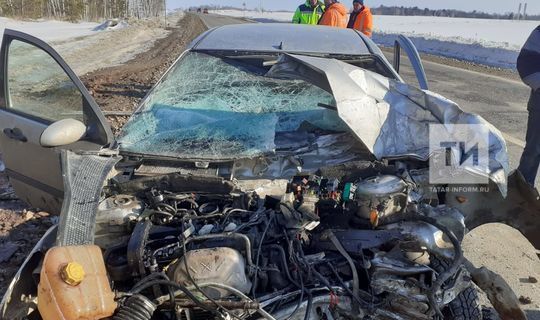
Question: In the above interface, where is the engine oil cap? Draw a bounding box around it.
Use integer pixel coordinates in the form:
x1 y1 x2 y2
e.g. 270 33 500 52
61 262 85 286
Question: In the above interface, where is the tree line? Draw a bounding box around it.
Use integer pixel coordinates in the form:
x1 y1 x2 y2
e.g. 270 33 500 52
370 5 540 21
0 0 165 21
197 4 539 21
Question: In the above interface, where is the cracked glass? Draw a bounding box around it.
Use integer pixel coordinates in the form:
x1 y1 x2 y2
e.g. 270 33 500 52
7 40 84 123
118 52 348 160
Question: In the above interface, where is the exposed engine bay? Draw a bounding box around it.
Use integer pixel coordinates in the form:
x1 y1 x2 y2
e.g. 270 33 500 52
89 160 476 320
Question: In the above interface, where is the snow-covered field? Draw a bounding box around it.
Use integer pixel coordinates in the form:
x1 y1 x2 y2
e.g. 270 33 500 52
372 15 538 69
214 9 291 22
0 16 177 75
0 17 101 42
214 10 539 69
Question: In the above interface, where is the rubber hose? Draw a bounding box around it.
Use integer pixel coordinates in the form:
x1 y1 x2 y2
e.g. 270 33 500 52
130 279 218 315
325 230 361 314
267 244 301 288
113 294 156 320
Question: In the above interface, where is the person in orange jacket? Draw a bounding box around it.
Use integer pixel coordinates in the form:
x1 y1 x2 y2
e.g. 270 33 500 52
318 0 348 28
347 0 373 37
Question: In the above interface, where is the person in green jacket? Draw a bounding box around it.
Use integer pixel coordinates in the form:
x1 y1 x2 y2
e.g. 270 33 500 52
292 0 325 25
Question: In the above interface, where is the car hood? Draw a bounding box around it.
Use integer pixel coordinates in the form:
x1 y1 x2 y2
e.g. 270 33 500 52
266 54 509 195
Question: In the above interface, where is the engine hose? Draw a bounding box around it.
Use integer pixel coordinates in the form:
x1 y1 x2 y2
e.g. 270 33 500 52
267 244 300 288
252 213 276 297
131 273 175 309
130 279 219 315
303 290 313 320
325 262 373 308
113 294 156 320
324 230 360 314
178 282 277 320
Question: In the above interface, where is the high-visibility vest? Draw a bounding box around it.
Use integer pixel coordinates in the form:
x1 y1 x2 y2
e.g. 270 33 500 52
348 5 373 37
292 1 325 25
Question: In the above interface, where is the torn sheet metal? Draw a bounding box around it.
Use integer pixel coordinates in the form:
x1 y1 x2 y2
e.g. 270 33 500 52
267 54 509 195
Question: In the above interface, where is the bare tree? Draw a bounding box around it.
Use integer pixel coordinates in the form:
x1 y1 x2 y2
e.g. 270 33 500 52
0 0 165 20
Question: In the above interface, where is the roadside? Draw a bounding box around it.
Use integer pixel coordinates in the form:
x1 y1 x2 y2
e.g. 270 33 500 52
0 13 206 296
54 16 179 76
82 13 207 134
380 47 521 82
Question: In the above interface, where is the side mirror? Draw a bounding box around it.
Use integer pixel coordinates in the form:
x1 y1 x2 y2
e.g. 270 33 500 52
393 35 429 90
40 118 86 147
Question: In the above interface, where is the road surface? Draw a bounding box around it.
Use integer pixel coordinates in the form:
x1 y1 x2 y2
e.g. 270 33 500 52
198 13 536 186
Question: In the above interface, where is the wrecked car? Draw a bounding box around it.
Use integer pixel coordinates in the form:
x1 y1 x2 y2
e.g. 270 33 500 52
0 24 537 320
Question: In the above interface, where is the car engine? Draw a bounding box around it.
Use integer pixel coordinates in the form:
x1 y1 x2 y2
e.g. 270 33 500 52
85 161 473 320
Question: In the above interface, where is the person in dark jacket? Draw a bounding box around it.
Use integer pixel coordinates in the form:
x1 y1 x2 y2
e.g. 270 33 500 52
517 26 540 186
347 0 373 37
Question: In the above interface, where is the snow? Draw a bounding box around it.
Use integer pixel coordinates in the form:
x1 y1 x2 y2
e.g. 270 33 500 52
0 16 170 75
0 17 101 42
214 9 292 23
214 10 539 69
92 19 129 31
372 15 538 69
374 16 535 51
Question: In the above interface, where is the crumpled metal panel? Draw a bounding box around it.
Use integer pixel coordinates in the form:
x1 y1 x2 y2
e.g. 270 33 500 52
267 54 509 195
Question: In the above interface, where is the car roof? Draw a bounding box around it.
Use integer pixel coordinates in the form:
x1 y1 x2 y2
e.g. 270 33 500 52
191 23 373 55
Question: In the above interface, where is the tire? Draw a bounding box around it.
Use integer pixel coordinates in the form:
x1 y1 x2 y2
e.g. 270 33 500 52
430 256 482 320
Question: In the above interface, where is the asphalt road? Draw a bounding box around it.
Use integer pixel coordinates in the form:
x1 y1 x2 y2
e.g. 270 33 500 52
197 13 536 186
198 13 251 28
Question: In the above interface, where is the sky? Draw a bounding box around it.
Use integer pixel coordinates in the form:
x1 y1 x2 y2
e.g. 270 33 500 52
167 0 540 15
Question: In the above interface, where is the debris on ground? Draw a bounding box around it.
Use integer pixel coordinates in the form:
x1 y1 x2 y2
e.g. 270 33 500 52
519 296 533 305
0 242 18 263
464 258 527 320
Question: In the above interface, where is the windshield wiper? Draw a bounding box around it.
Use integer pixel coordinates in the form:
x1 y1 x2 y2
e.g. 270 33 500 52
317 102 337 111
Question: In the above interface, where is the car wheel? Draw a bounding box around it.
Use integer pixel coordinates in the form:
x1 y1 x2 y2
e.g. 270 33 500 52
430 255 483 320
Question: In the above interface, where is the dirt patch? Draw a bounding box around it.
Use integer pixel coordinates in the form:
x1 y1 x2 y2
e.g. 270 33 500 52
81 13 206 134
463 223 540 319
0 172 54 295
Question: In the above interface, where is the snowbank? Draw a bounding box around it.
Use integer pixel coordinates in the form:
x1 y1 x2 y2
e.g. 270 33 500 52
92 19 129 31
373 15 538 69
214 10 539 69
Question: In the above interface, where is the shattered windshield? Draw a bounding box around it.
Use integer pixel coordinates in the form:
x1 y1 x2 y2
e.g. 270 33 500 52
118 52 353 160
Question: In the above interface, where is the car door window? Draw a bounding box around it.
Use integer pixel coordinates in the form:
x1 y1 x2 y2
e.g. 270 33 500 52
6 39 84 123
